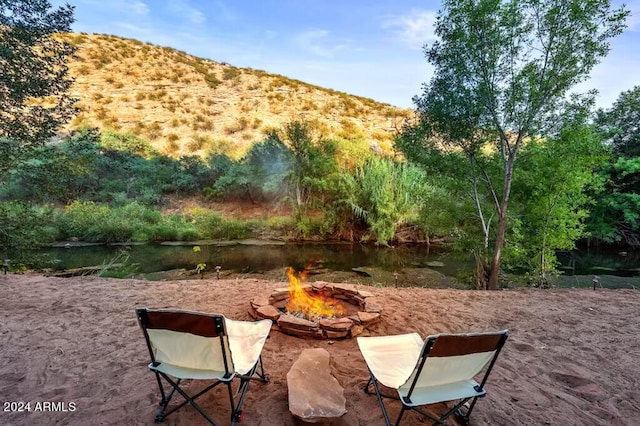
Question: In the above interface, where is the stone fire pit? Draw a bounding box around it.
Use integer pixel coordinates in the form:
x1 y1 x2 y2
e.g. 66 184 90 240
248 282 382 339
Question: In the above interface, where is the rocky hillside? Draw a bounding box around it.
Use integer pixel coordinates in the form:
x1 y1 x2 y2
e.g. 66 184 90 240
56 33 413 158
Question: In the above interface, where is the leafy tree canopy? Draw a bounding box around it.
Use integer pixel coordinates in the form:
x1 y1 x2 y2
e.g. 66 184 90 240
596 85 640 158
0 0 76 172
404 0 628 288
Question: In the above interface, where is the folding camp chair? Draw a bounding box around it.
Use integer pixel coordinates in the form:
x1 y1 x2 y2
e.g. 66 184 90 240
135 308 272 425
357 330 508 426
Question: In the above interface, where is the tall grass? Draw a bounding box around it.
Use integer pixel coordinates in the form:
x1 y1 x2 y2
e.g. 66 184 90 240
51 202 259 243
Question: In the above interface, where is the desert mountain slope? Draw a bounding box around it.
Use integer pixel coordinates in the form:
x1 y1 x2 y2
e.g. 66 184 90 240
59 33 413 158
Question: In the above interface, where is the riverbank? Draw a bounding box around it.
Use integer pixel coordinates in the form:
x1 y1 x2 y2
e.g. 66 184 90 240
33 240 640 289
1 273 638 425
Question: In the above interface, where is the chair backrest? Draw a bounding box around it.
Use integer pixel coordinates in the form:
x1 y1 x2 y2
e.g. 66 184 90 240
400 330 508 395
136 308 235 377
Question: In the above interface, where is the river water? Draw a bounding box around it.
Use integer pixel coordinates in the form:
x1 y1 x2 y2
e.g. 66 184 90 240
34 241 640 289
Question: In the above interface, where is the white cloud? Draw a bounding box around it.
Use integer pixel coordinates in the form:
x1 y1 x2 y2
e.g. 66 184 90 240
167 0 206 25
116 22 147 34
213 0 237 22
66 0 149 17
293 29 349 58
382 9 437 50
129 1 150 16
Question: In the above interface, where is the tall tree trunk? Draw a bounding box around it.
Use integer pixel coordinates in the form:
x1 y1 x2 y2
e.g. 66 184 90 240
488 152 517 290
488 204 507 290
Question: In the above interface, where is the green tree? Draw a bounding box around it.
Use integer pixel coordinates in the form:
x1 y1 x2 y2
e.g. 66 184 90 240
588 87 640 247
267 121 338 221
587 157 640 246
511 123 607 282
596 86 640 158
0 0 77 175
204 154 257 202
0 202 56 259
398 127 503 257
346 157 426 245
174 155 211 194
404 0 627 289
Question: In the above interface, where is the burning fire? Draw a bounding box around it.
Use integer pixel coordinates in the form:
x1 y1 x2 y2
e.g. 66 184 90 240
285 267 345 320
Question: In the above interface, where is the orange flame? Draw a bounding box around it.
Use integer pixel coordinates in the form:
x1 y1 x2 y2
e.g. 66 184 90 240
285 267 345 320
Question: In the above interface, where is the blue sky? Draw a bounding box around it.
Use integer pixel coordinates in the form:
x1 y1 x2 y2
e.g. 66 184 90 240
50 0 639 109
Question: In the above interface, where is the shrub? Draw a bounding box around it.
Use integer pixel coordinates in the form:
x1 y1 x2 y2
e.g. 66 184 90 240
132 121 146 135
0 202 57 253
199 119 214 131
148 88 167 100
224 117 249 135
165 139 180 155
222 67 240 81
57 201 164 243
187 134 212 152
189 209 250 239
146 122 162 140
77 65 91 75
69 34 88 45
204 73 220 88
94 107 108 120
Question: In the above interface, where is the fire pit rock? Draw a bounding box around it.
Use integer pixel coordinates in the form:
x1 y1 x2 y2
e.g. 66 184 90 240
287 348 347 424
248 282 382 339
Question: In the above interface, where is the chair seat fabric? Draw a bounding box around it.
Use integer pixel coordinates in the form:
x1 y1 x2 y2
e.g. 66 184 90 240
357 333 424 389
397 379 485 406
148 328 230 372
226 318 272 375
149 361 231 381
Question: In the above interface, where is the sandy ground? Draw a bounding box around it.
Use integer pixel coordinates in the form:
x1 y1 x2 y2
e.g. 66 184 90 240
1 273 638 426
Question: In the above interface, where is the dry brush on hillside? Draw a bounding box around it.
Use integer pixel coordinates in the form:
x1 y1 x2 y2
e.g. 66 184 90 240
55 33 412 158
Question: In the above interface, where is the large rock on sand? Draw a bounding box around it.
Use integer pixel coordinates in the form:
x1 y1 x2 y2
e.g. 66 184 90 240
287 348 347 424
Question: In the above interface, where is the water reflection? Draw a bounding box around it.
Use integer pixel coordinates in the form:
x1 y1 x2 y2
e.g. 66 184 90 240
38 242 472 280
33 242 639 288
39 242 457 272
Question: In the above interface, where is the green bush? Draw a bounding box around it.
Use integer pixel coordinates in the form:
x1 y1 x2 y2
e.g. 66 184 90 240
57 201 167 243
189 209 250 239
0 202 57 253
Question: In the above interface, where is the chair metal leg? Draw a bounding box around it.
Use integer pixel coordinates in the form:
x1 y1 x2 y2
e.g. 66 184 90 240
367 372 392 426
228 381 240 426
231 357 270 425
154 376 178 422
363 375 473 426
155 373 222 425
394 405 407 426
154 371 168 405
421 398 473 426
455 396 479 425
256 356 270 382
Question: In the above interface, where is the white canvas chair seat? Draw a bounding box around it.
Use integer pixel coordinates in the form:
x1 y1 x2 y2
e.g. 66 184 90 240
136 308 272 426
226 318 273 375
151 362 231 381
397 380 484 407
357 333 424 388
358 330 508 426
